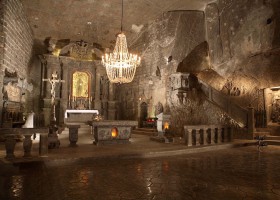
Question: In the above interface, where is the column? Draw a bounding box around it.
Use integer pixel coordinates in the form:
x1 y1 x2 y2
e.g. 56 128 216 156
195 129 201 146
108 82 116 120
39 133 48 156
217 127 222 144
203 128 208 145
23 134 33 157
210 128 215 144
185 128 193 147
94 71 101 111
59 58 68 123
4 135 17 159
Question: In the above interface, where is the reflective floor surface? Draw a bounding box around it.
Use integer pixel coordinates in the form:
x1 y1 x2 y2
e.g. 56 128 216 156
1 146 280 200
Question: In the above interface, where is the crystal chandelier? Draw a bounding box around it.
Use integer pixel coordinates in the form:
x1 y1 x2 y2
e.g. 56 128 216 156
102 0 141 84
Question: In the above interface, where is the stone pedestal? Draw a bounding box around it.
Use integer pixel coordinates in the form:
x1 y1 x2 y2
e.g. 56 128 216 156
88 120 138 145
39 133 48 156
23 134 33 157
67 125 80 146
4 135 16 159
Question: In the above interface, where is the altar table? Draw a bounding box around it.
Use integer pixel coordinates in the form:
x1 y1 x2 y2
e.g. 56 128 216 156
64 109 99 118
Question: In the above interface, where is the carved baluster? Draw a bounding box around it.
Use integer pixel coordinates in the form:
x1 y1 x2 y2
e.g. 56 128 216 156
196 129 201 146
23 134 33 157
210 128 215 144
187 129 193 147
203 128 207 145
4 135 17 159
217 127 222 144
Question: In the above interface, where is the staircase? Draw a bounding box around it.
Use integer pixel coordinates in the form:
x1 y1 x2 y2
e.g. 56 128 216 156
200 81 248 127
132 127 158 136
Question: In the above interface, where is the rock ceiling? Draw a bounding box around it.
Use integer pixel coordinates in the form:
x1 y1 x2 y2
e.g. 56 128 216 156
21 0 215 52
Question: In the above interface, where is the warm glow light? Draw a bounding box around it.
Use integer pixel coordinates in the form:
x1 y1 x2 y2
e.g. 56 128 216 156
52 49 61 57
111 127 118 138
164 122 169 130
102 33 141 84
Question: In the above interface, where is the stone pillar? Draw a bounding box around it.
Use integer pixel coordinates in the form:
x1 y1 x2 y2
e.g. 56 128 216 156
4 135 17 159
94 71 102 111
108 83 116 120
203 128 208 145
23 134 32 157
39 133 48 156
68 125 80 146
187 129 193 146
59 58 68 123
210 128 215 144
195 129 201 146
217 127 222 144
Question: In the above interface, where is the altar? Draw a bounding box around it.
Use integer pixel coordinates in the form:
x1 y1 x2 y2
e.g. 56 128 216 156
64 109 99 122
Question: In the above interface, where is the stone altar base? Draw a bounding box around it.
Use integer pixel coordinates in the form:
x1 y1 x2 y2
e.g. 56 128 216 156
88 120 138 145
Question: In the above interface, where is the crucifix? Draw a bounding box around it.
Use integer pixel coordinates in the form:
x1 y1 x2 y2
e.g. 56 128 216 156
43 71 65 121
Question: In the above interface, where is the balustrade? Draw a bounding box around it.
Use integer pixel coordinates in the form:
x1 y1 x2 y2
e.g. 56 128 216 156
184 125 233 146
0 128 49 159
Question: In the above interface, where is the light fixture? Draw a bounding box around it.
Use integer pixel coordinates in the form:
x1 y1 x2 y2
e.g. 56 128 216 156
102 0 141 84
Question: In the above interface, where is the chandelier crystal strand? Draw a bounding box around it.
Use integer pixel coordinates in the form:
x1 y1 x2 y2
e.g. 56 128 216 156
101 0 141 84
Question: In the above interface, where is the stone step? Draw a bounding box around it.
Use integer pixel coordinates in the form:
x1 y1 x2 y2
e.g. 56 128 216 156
135 128 157 132
266 135 280 140
267 124 280 136
265 140 280 146
132 129 158 136
254 131 270 136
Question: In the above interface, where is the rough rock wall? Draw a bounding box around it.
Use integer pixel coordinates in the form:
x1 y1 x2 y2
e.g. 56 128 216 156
0 0 34 121
203 0 280 110
116 11 206 121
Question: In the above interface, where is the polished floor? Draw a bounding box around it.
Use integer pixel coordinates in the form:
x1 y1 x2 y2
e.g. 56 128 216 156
1 145 280 200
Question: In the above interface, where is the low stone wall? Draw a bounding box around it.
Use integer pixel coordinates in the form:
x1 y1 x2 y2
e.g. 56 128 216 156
0 128 49 159
184 125 233 147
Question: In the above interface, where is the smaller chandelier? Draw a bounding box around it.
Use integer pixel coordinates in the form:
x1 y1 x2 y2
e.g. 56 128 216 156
102 0 141 84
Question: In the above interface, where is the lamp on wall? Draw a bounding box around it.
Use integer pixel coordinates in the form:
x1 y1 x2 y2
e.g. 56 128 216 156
102 0 141 84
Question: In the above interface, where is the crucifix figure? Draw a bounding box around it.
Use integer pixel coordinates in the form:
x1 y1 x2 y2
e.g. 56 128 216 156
43 71 65 104
43 71 65 122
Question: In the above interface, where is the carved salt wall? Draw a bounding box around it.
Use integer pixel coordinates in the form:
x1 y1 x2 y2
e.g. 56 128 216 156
0 0 34 122
116 11 206 125
203 0 280 112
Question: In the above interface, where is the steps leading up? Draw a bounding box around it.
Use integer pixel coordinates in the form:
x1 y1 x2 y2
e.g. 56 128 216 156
132 128 158 136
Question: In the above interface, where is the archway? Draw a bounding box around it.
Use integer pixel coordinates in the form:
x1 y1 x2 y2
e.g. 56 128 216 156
140 102 148 128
